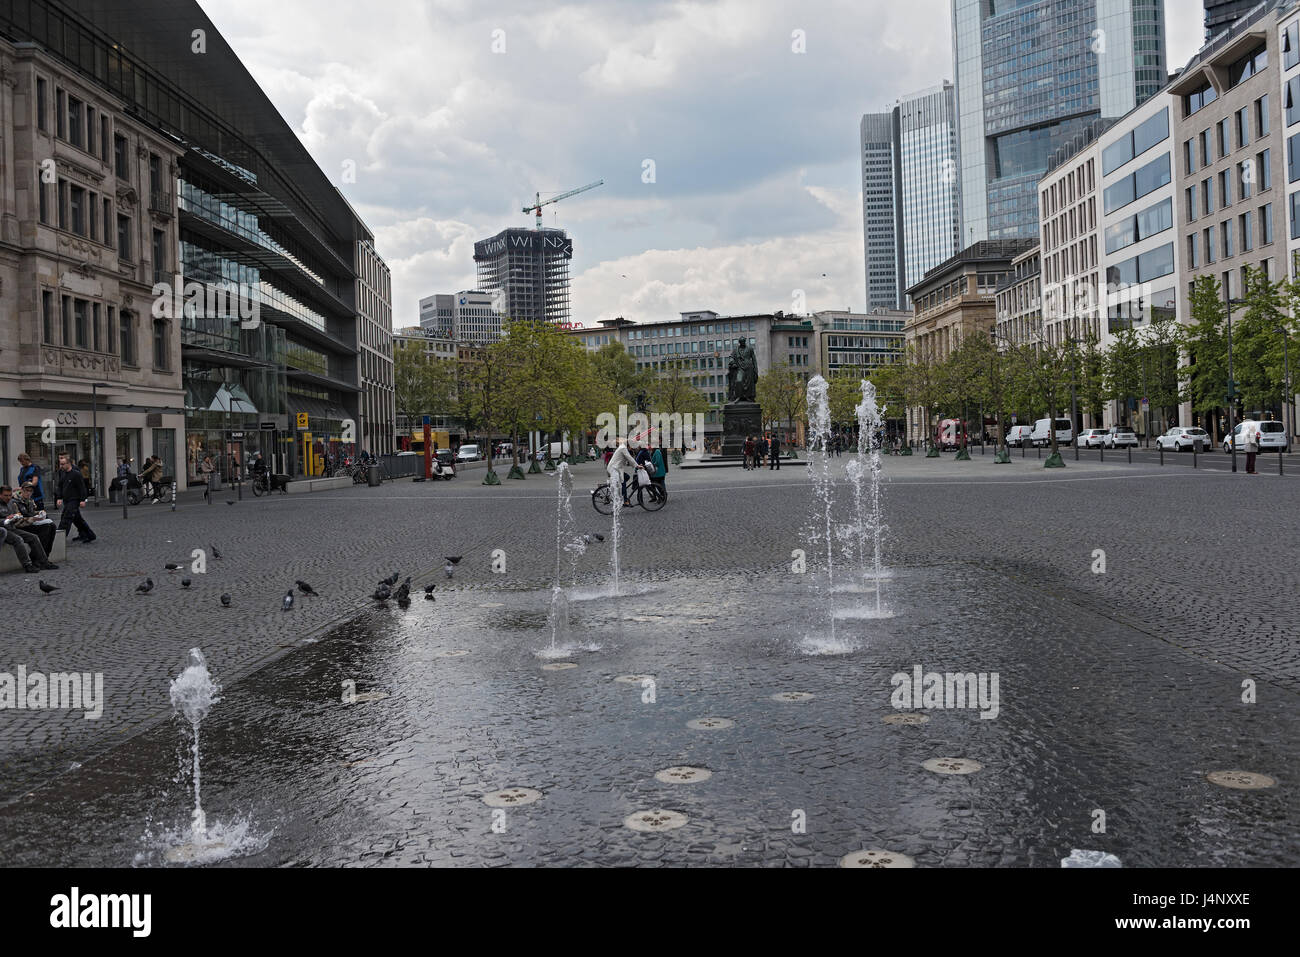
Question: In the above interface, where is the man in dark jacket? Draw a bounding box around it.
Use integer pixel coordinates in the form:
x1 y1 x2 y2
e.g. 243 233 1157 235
55 454 96 543
769 433 781 470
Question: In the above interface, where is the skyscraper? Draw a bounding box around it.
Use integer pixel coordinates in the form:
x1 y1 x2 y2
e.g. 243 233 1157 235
953 0 1167 242
473 227 573 325
1204 0 1263 35
861 83 961 311
861 113 900 310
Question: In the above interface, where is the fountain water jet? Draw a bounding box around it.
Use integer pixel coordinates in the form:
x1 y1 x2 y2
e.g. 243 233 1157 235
170 648 219 843
805 375 838 646
858 379 887 616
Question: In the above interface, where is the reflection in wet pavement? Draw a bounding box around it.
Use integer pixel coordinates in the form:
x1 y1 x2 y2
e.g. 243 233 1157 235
0 566 1296 867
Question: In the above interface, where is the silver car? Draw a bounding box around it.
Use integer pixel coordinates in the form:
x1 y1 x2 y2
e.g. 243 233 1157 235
1104 426 1139 449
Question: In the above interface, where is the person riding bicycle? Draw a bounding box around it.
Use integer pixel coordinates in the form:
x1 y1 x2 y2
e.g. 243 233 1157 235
607 438 640 506
650 445 667 498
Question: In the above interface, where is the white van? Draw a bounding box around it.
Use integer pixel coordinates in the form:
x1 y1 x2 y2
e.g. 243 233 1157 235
1030 417 1073 447
1005 425 1033 448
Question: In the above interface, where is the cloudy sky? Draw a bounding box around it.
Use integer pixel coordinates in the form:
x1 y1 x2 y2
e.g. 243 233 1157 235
196 0 1205 329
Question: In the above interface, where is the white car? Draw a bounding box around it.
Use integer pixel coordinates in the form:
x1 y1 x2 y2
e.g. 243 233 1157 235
456 444 481 462
1156 427 1210 452
1104 426 1138 449
1078 428 1108 449
1223 420 1289 453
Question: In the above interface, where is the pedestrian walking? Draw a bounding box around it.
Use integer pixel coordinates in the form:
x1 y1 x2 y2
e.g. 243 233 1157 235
17 453 45 508
1246 426 1259 474
54 454 96 544
743 435 755 470
770 433 781 470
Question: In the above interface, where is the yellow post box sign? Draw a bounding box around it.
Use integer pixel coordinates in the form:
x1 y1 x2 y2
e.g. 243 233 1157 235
296 413 309 430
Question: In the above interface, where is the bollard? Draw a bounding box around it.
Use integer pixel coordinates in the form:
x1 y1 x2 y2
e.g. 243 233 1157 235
1022 442 1026 459
122 485 128 520
1159 446 1163 466
1099 445 1103 463
1193 446 1198 468
171 481 177 512
1037 444 1041 459
206 473 212 505
1127 447 1131 464
1280 447 1285 476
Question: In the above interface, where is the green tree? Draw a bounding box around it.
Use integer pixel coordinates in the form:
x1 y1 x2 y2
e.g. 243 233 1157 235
757 365 808 440
1185 274 1227 438
591 341 650 408
394 339 458 429
1105 323 1143 426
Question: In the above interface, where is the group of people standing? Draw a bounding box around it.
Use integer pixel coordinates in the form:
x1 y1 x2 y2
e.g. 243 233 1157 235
741 433 782 470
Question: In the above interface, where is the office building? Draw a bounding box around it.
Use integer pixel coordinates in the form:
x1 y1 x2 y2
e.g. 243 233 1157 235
418 291 502 345
357 239 394 456
0 0 379 483
953 0 1167 242
473 227 573 325
861 83 961 311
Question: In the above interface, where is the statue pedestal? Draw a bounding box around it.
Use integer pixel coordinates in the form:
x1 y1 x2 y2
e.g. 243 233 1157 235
721 402 763 457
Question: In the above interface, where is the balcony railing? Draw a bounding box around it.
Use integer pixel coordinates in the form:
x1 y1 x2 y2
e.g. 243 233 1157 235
150 190 173 215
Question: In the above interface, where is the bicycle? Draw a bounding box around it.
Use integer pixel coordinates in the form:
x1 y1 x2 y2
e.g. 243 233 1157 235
591 476 667 514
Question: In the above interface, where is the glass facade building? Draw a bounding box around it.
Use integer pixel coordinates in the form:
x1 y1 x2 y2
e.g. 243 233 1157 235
0 0 375 482
860 113 900 309
861 84 961 311
953 0 1167 241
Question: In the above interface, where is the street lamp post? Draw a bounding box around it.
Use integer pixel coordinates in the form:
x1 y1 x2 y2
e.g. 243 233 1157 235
90 382 110 507
1277 325 1293 449
1225 296 1246 473
1068 338 1079 461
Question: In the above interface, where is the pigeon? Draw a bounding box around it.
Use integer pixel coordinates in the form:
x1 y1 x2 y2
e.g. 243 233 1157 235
39 580 59 595
296 580 317 596
372 584 391 602
282 590 294 612
424 583 435 595
165 562 182 571
393 578 411 603
590 533 605 542
444 556 462 565
381 572 400 587
136 578 154 594
443 563 454 579
181 577 192 589
211 545 223 560
220 593 232 607
226 500 236 506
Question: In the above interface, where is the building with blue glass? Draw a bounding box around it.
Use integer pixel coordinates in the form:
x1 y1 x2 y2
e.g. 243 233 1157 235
953 0 1167 242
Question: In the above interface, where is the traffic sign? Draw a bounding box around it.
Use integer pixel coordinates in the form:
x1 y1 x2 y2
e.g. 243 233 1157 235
296 413 309 430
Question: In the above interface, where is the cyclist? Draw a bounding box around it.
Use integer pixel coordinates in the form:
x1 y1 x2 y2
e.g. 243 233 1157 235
607 438 639 506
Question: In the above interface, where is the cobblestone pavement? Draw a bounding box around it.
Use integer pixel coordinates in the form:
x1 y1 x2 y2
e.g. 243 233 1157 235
0 452 1296 866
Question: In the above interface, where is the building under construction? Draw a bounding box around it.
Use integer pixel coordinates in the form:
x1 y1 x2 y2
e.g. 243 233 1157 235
473 228 573 325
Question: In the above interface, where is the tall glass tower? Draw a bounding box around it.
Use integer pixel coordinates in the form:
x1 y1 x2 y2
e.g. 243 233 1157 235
860 113 899 310
953 0 1166 241
897 83 961 298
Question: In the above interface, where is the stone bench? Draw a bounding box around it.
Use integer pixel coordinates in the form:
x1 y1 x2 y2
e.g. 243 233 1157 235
0 525 68 573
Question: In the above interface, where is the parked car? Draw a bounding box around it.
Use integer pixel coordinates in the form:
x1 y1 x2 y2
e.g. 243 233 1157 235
1104 426 1138 449
1223 419 1288 453
1030 417 1073 448
1156 427 1210 452
936 419 968 450
1005 425 1033 448
456 444 481 462
1078 428 1108 449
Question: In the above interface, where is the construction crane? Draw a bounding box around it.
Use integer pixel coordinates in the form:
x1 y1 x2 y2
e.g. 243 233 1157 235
523 180 603 228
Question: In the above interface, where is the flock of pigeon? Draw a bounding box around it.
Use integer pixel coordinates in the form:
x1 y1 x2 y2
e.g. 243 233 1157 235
39 535 605 610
